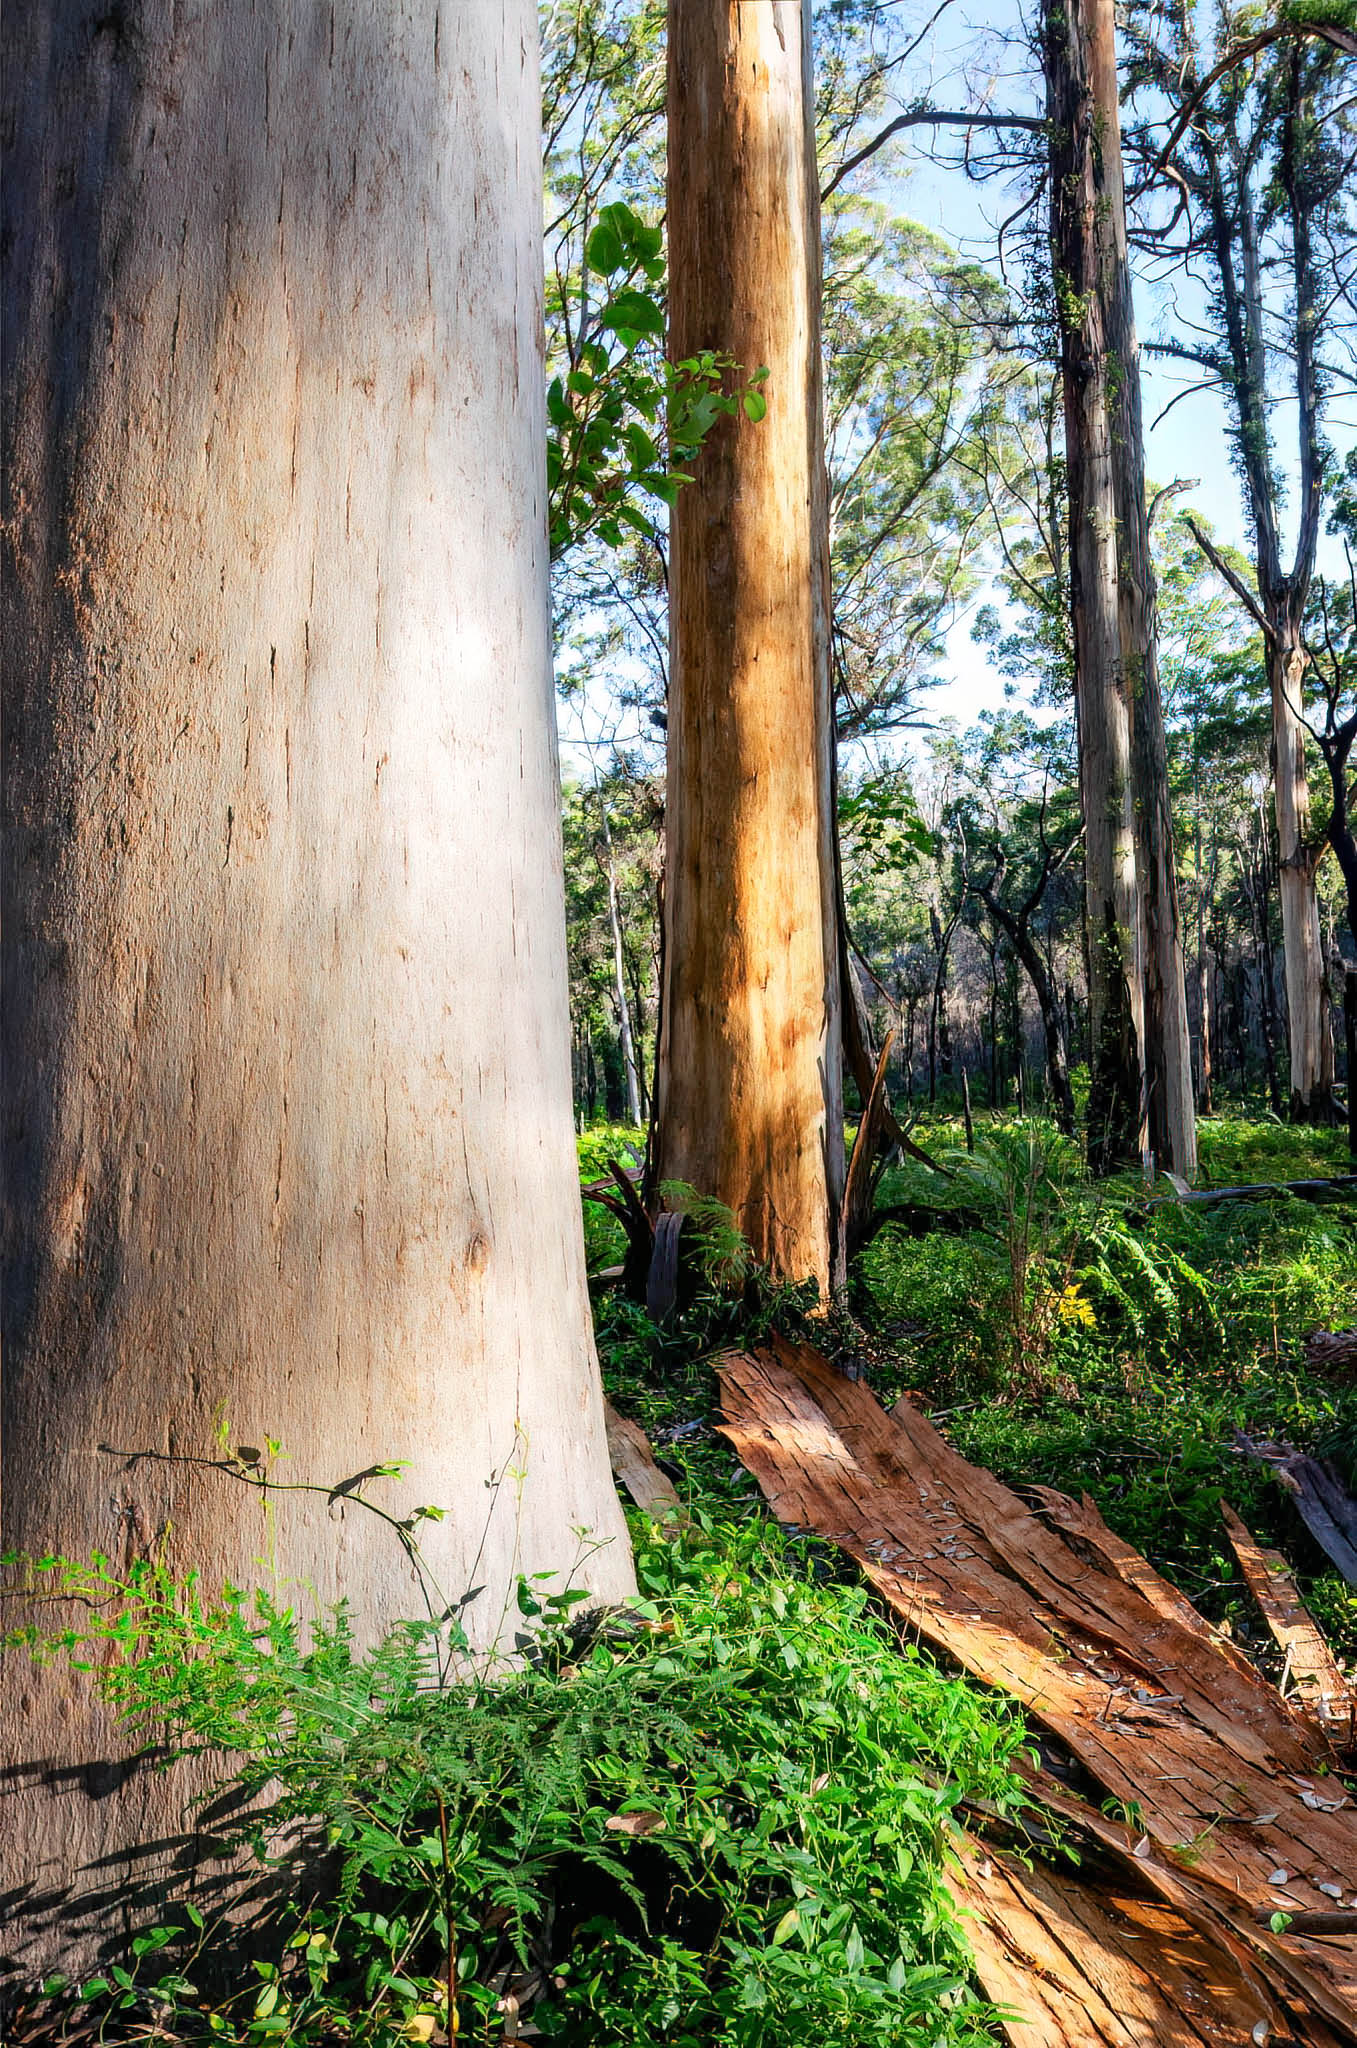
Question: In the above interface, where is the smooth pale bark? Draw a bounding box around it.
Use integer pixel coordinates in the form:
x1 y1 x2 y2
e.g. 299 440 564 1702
657 0 844 1292
598 800 644 1126
1086 0 1196 1181
607 866 645 1127
1045 0 1145 1174
1274 632 1334 1118
1 0 633 1963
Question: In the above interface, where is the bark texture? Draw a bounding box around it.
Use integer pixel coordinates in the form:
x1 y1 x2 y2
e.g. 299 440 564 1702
657 0 844 1292
2 0 633 1964
1273 633 1334 1118
1045 0 1145 1173
1087 0 1196 1181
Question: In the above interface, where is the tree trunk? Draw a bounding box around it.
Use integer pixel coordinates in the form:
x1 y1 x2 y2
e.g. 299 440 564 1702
657 0 844 1292
600 810 644 1126
1194 791 1216 1115
929 903 957 1097
1087 0 1196 1180
625 949 651 1122
1045 0 1145 1174
1248 833 1285 1119
1272 628 1334 1120
1 0 633 1965
1018 931 1074 1134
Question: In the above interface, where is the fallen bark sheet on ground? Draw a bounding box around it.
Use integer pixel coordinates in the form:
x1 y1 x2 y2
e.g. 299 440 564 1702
1221 1500 1354 1734
604 1399 684 1522
950 1830 1338 2047
1236 1432 1357 1587
716 1338 1357 2038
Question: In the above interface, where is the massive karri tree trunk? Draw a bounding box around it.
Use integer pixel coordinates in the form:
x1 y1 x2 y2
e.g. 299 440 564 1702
656 0 844 1293
1 0 632 1964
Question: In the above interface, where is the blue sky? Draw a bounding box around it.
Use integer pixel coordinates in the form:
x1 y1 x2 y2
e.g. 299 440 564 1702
870 2 1355 732
556 3 1354 771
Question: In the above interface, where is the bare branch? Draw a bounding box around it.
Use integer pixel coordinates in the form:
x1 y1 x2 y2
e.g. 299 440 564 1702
1184 517 1275 642
821 108 1045 202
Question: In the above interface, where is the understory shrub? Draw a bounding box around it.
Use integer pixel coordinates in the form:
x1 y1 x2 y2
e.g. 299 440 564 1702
10 1517 1028 2046
855 1119 1357 1654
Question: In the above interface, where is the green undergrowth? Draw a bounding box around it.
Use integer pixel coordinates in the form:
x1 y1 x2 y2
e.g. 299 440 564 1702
11 1517 1028 2046
580 1118 1357 1663
856 1114 1357 1658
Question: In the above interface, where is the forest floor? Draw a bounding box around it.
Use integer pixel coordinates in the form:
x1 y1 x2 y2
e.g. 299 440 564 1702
13 1112 1356 2044
587 1109 1357 2043
589 1112 1357 1667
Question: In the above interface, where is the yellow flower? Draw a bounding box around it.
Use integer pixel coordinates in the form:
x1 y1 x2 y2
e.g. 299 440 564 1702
1057 1283 1096 1329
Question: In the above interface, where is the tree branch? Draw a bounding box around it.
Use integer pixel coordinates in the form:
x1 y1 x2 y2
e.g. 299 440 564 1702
821 108 1046 202
1132 19 1357 200
1184 516 1275 642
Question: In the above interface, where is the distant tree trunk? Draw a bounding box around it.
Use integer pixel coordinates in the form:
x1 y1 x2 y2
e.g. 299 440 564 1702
976 846 1078 1136
1 0 632 1967
598 804 643 1126
625 950 651 1122
1197 940 1215 1117
1247 848 1284 1117
1009 954 1027 1113
988 943 1004 1107
1064 976 1081 1070
1186 53 1334 1119
1086 0 1195 1179
1044 0 1145 1174
1272 624 1334 1118
657 0 843 1292
928 902 958 1103
1193 769 1216 1115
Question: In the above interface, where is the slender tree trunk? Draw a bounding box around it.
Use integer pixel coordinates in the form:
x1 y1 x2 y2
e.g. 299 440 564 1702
1 0 633 1963
1045 0 1145 1174
929 904 957 1095
1086 0 1195 1179
657 0 843 1292
978 893 1076 1135
1019 936 1074 1133
1194 770 1215 1115
607 864 644 1126
1272 627 1333 1119
625 950 651 1121
1249 848 1284 1117
599 806 643 1126
1197 940 1215 1117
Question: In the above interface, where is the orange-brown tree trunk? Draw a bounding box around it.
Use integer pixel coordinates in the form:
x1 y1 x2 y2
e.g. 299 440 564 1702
656 0 844 1292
